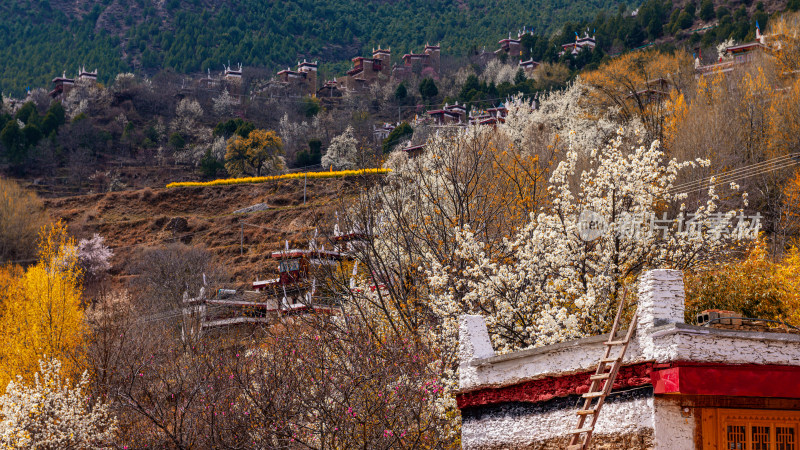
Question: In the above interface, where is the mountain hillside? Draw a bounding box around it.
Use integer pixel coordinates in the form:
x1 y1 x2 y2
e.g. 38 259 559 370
0 0 639 95
44 176 361 284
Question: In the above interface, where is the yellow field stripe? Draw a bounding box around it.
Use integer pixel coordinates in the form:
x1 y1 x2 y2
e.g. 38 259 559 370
166 168 392 188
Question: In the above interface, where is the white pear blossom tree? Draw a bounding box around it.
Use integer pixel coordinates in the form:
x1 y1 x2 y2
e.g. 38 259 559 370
62 80 111 121
426 128 743 354
481 59 519 85
212 89 239 117
77 234 113 283
171 98 213 165
171 98 204 138
717 38 737 61
501 80 619 156
338 124 749 434
279 113 321 163
0 358 117 449
111 73 138 93
338 124 552 432
321 126 360 170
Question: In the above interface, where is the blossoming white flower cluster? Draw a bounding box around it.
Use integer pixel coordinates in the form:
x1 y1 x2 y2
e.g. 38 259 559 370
62 80 111 121
321 126 360 170
172 98 204 139
0 358 117 449
77 233 113 281
481 59 521 85
279 113 322 161
426 128 737 354
501 79 620 156
352 89 746 431
717 38 737 61
212 88 239 116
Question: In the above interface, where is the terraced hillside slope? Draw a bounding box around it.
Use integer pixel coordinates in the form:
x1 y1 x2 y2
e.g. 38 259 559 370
44 176 364 285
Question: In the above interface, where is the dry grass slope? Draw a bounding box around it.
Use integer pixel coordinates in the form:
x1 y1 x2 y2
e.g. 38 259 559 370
45 176 367 286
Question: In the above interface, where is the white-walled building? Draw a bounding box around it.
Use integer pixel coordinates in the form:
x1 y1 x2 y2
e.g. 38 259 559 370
458 269 800 449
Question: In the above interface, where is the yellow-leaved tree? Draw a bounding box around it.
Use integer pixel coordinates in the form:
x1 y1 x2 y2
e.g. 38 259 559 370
769 12 800 74
224 129 285 177
737 66 774 161
0 177 49 263
684 241 800 326
0 222 85 389
768 76 800 159
580 49 694 141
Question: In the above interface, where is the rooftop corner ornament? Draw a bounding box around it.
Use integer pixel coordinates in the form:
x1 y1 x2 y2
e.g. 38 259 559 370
577 210 762 242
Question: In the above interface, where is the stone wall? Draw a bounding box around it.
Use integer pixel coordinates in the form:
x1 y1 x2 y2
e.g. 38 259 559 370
461 387 655 449
652 396 695 449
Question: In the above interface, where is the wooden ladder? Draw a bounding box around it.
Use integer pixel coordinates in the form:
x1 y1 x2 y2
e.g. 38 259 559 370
566 290 637 450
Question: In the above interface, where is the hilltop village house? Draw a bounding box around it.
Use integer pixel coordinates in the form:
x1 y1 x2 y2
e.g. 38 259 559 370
339 47 392 91
519 58 540 75
50 73 75 98
181 228 368 337
413 102 512 130
469 104 509 126
496 34 523 58
696 26 768 77
77 66 98 83
560 31 597 56
426 102 467 125
492 29 544 79
276 60 318 96
495 29 536 59
50 67 97 98
457 269 800 449
317 79 343 104
392 43 441 80
323 44 441 93
373 122 397 142
224 63 243 82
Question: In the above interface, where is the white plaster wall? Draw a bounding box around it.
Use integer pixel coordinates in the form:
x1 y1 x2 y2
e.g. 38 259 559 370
463 337 644 390
643 327 800 365
634 326 680 363
637 269 685 331
462 397 654 449
653 397 695 450
462 324 800 391
636 269 685 367
459 315 498 389
459 315 496 360
459 268 800 392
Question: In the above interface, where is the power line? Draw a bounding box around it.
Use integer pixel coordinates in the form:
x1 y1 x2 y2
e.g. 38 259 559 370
672 154 800 197
670 153 800 193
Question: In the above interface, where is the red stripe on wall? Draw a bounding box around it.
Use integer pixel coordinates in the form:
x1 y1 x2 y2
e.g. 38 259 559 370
456 363 654 409
652 363 800 398
457 361 800 410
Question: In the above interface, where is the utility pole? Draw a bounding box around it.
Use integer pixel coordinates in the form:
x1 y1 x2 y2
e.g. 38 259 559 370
240 221 244 255
304 173 307 205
